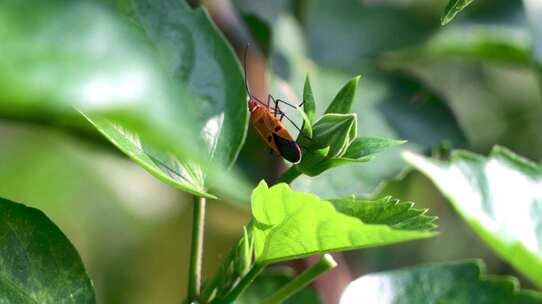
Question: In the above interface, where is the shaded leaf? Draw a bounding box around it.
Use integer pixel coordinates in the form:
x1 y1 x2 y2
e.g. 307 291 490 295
324 75 361 115
342 137 406 159
200 225 255 302
341 260 542 304
403 146 542 287
0 197 95 303
304 0 435 72
296 147 330 176
242 14 272 56
295 104 313 141
391 25 532 67
239 268 321 304
442 0 476 26
251 181 436 264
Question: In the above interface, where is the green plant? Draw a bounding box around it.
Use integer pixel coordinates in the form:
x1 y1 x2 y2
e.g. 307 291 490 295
1 0 541 303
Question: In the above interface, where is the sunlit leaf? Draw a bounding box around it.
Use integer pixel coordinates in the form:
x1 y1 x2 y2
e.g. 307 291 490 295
329 196 437 232
302 75 316 125
341 260 542 304
304 0 435 72
251 181 436 264
0 197 95 303
125 0 248 169
0 0 249 198
403 146 542 287
84 115 213 198
442 0 475 26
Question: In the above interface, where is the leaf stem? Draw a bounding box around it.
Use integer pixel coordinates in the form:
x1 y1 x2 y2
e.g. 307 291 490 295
188 196 206 301
219 263 265 303
277 166 302 184
262 254 337 304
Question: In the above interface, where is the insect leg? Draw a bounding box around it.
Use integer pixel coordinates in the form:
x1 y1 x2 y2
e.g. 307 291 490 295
270 94 281 118
267 94 273 110
275 98 304 109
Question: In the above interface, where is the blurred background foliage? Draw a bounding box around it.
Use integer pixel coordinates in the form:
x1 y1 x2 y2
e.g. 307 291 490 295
0 0 541 303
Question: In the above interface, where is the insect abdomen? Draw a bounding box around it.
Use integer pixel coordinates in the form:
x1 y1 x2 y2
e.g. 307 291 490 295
272 133 302 164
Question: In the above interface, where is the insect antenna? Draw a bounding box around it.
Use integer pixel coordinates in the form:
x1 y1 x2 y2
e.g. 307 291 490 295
243 45 267 107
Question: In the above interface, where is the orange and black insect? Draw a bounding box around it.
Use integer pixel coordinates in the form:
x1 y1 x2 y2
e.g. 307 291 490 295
243 49 304 164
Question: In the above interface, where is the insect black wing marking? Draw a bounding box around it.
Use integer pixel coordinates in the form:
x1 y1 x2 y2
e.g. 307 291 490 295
272 133 302 164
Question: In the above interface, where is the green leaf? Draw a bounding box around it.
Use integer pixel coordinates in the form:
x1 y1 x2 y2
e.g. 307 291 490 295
342 137 406 159
295 104 313 141
0 197 95 303
324 75 361 115
303 0 435 72
126 0 248 169
293 72 466 198
341 260 542 304
387 25 533 69
251 181 436 264
301 113 357 159
201 225 255 302
403 146 542 288
296 147 330 176
83 115 214 198
442 0 475 25
329 196 437 231
0 0 248 198
302 75 316 125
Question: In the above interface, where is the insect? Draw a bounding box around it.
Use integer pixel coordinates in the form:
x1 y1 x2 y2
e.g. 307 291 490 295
243 49 304 164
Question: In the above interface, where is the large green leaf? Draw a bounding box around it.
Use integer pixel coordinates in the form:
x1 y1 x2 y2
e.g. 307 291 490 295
0 0 248 198
123 0 248 169
340 260 542 304
403 146 542 288
251 181 436 264
0 197 95 303
441 0 476 25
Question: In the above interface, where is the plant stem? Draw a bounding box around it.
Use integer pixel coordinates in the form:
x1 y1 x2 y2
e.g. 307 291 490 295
277 166 302 184
188 196 206 301
262 254 337 304
219 263 265 303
